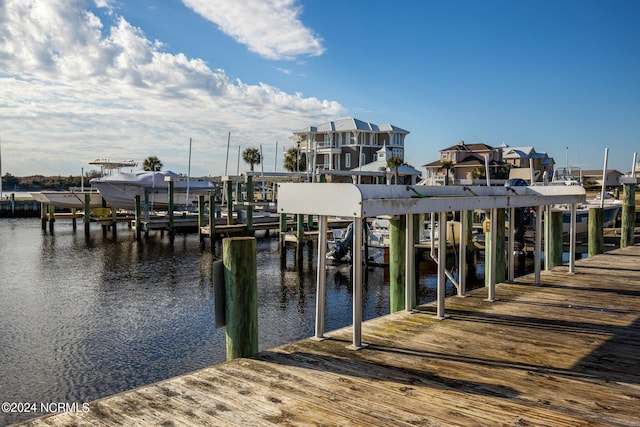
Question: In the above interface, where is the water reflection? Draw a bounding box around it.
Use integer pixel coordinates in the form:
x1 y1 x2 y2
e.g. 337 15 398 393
1 218 501 425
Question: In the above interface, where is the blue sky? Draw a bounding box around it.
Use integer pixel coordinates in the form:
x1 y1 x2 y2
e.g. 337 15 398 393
1 0 639 177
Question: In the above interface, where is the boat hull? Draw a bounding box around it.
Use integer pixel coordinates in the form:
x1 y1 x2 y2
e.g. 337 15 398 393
561 202 621 238
31 191 104 209
91 171 214 211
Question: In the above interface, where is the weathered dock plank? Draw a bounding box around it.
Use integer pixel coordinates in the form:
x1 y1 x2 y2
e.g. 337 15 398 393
18 245 640 427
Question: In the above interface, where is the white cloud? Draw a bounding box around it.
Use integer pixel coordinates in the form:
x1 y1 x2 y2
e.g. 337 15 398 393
181 0 325 60
0 0 343 176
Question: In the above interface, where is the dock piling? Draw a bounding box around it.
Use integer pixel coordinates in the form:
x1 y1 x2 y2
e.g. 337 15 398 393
588 207 604 256
621 183 636 248
389 215 406 313
548 210 563 268
223 237 258 361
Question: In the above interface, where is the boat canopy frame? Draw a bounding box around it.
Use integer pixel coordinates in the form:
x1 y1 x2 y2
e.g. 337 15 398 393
277 183 586 349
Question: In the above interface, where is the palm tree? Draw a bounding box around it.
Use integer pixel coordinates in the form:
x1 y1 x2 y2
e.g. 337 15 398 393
386 156 404 185
143 156 163 171
283 147 306 172
242 147 261 172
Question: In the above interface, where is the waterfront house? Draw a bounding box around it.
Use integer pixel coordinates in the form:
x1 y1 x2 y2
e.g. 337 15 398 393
291 117 409 175
580 169 623 189
422 140 507 185
500 144 555 182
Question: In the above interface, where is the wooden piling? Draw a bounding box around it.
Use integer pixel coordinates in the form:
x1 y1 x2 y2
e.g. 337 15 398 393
226 179 233 226
81 194 89 236
198 195 205 247
168 180 174 240
71 208 77 231
621 183 636 248
209 194 216 253
48 204 55 234
40 202 47 230
223 237 258 361
135 195 142 241
588 207 604 256
279 213 287 258
548 210 563 268
295 214 304 269
389 215 406 312
463 210 474 257
111 206 117 239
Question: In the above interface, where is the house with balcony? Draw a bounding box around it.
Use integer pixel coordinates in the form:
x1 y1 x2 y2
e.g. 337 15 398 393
422 140 507 185
291 117 409 175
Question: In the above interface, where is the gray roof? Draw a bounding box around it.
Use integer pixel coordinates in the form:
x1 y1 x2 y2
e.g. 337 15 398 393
295 117 409 135
502 146 535 158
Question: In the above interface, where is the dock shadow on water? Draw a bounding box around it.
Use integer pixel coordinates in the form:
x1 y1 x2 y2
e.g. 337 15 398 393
1 218 498 425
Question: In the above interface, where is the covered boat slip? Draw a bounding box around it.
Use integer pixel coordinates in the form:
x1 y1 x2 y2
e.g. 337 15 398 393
277 183 587 349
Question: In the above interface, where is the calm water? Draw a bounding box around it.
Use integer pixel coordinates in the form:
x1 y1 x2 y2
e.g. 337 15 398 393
0 217 484 425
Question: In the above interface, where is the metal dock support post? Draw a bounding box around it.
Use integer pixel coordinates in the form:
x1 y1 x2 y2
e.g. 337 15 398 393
405 213 415 312
436 211 447 319
350 216 364 349
534 205 543 284
487 208 497 302
314 215 328 340
458 210 468 296
569 203 577 273
508 207 515 282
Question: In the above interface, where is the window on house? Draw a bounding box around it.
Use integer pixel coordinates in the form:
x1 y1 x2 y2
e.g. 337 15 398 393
360 152 366 166
345 153 351 168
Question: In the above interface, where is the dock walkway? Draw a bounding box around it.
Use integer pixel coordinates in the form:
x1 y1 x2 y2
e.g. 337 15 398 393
21 245 640 426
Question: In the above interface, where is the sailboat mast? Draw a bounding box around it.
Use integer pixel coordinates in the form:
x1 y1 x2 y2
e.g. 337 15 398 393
274 140 278 172
224 132 230 176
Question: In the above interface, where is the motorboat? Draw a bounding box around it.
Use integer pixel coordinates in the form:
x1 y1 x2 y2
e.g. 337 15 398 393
90 171 214 211
551 166 583 186
558 194 622 238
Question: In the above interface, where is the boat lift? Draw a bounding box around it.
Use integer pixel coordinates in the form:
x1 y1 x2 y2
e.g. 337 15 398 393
277 183 586 349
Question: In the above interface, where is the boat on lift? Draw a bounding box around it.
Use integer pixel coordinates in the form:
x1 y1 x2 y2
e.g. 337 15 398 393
90 170 214 211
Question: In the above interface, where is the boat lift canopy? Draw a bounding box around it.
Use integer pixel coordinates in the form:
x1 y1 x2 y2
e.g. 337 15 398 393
277 183 586 217
277 183 586 349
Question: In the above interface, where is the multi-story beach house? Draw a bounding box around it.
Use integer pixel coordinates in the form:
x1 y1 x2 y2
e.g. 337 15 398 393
291 117 410 173
422 140 505 185
423 140 555 185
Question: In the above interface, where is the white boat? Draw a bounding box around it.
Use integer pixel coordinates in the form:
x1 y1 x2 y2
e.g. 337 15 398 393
31 190 104 209
551 166 583 186
558 194 622 238
90 171 214 211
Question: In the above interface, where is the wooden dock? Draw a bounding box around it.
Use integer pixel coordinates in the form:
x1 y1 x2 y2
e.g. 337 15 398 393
20 245 640 426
